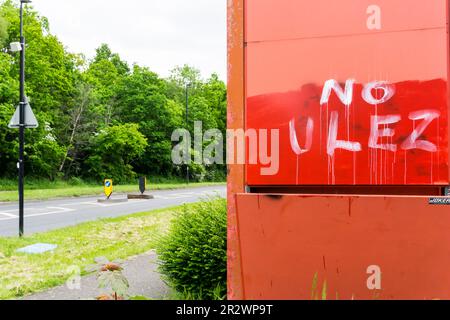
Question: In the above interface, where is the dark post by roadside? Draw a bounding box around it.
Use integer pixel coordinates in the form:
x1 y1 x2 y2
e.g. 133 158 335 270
18 0 32 237
185 82 191 185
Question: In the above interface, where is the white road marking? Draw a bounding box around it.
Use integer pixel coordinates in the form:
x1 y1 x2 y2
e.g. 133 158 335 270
26 207 76 218
0 212 18 218
0 206 76 221
80 200 142 207
95 201 135 207
154 192 197 200
55 203 82 207
79 201 102 206
153 190 223 200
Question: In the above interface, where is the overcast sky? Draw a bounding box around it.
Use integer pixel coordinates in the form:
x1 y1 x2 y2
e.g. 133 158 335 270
32 0 227 80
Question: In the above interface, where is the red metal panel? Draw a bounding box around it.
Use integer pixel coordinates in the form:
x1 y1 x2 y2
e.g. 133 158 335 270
236 193 450 300
245 0 450 186
227 0 245 300
246 0 446 42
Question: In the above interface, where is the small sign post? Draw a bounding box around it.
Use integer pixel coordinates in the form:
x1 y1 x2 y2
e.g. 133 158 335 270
8 99 39 129
104 179 113 199
98 179 127 203
127 177 153 200
139 177 146 195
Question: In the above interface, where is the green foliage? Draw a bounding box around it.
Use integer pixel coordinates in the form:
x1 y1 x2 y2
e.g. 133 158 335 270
86 123 148 182
128 295 150 300
115 65 176 175
0 2 227 182
157 198 227 300
0 15 8 47
188 155 207 182
173 283 226 300
311 272 328 300
26 130 67 180
87 257 130 300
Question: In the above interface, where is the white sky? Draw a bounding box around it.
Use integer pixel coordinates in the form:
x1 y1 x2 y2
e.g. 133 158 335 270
32 0 227 81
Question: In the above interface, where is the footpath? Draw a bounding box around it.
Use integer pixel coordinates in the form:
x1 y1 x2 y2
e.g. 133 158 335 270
24 251 171 300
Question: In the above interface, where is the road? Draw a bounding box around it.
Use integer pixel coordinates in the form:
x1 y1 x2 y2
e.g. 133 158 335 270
0 185 226 237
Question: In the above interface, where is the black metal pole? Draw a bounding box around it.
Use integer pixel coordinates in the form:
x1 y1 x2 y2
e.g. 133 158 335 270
18 2 25 237
185 84 189 185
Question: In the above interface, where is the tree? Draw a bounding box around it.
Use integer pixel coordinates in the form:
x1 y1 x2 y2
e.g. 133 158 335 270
0 49 19 176
167 66 226 133
166 66 228 181
86 123 148 182
58 83 97 176
0 15 8 47
168 65 202 89
93 44 130 76
0 0 78 178
115 65 180 176
0 1 227 182
202 74 227 133
85 44 129 126
1 0 79 116
26 119 67 180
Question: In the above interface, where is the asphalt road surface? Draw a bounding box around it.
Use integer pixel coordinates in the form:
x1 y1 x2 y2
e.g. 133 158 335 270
0 185 226 237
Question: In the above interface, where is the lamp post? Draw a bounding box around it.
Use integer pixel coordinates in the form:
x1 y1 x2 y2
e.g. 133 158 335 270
18 0 31 237
185 82 191 185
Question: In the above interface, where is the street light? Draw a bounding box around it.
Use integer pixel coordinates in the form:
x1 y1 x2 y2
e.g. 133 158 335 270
16 0 32 237
10 42 22 52
185 82 191 185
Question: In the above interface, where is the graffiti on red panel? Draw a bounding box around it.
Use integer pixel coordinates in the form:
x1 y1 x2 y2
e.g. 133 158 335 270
246 79 448 185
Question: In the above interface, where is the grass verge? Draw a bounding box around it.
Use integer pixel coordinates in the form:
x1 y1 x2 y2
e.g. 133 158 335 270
0 204 184 300
0 182 225 202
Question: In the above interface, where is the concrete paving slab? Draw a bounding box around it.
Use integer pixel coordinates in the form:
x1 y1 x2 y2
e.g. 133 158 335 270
23 251 171 300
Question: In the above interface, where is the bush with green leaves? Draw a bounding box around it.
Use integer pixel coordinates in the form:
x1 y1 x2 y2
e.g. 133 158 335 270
85 123 148 183
0 1 227 182
157 198 227 300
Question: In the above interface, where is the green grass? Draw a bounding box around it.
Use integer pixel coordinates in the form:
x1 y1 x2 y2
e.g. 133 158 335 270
0 180 225 202
0 204 187 300
167 284 227 300
0 177 225 191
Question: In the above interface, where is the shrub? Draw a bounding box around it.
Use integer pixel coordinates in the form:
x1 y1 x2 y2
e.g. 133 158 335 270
157 199 227 300
188 161 207 182
204 165 226 182
85 123 148 183
67 176 84 186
